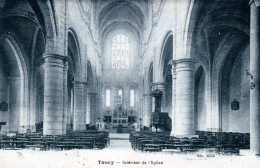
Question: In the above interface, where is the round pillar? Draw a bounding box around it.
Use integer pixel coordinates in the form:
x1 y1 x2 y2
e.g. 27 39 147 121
250 0 260 156
174 58 196 136
62 62 68 134
169 60 177 136
42 54 67 135
73 81 87 131
89 92 97 125
143 93 152 127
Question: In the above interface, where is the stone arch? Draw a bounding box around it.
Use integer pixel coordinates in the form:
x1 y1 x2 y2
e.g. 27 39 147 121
212 34 237 131
128 82 138 98
1 0 56 41
103 83 114 93
0 34 29 133
68 28 82 80
128 82 138 89
148 62 153 93
185 0 250 62
194 66 206 131
184 0 200 58
86 60 96 125
212 33 249 131
157 32 174 115
87 61 93 85
158 31 173 81
27 0 57 42
220 43 249 132
67 28 83 130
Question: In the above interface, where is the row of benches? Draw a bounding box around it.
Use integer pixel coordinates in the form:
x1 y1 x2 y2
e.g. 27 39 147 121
129 131 250 155
0 131 109 150
195 131 250 150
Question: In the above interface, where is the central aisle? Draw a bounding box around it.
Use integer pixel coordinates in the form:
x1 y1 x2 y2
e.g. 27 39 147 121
105 133 132 150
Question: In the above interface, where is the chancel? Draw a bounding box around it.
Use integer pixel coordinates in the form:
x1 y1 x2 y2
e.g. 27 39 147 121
0 0 259 157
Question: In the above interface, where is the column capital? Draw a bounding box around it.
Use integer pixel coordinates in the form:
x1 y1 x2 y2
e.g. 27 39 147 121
250 0 260 7
42 53 72 69
64 60 69 66
143 93 151 96
42 53 72 63
152 82 166 91
88 92 98 95
152 82 166 87
73 81 88 85
169 59 177 76
175 58 196 65
175 58 196 72
63 61 69 72
168 59 177 66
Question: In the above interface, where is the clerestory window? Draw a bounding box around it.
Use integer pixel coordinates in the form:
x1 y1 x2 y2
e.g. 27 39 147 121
111 34 130 69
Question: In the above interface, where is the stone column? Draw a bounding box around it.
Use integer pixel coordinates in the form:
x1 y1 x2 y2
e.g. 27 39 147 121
68 89 74 128
73 81 87 131
143 93 152 127
86 93 91 124
174 58 196 136
36 89 44 124
89 92 97 125
250 0 260 155
42 54 67 135
29 69 36 133
8 77 21 132
169 60 177 136
152 82 166 112
62 62 68 134
96 93 101 124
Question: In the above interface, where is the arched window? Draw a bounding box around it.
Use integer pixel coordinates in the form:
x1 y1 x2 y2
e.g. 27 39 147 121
118 89 123 104
130 89 135 107
111 34 130 69
106 89 111 107
118 89 123 97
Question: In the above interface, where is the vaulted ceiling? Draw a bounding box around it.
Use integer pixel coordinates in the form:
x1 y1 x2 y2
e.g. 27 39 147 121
1 0 46 65
189 0 250 63
96 0 148 39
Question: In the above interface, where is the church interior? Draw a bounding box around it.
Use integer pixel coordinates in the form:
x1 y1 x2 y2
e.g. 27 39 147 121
0 0 260 158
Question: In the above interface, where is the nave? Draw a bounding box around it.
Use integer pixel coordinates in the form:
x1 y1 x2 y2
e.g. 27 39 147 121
1 0 260 160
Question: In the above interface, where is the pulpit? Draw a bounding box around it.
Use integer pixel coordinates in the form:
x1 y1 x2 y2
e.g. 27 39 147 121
150 89 171 131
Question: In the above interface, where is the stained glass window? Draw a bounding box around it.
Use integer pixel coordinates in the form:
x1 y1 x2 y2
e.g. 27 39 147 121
106 89 111 107
118 89 123 104
111 34 130 69
130 89 134 107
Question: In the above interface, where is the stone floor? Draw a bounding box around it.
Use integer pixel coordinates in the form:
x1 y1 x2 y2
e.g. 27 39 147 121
106 139 132 150
109 133 130 140
0 133 259 168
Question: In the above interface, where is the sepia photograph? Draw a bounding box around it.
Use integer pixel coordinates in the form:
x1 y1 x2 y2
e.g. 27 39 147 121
0 0 260 167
